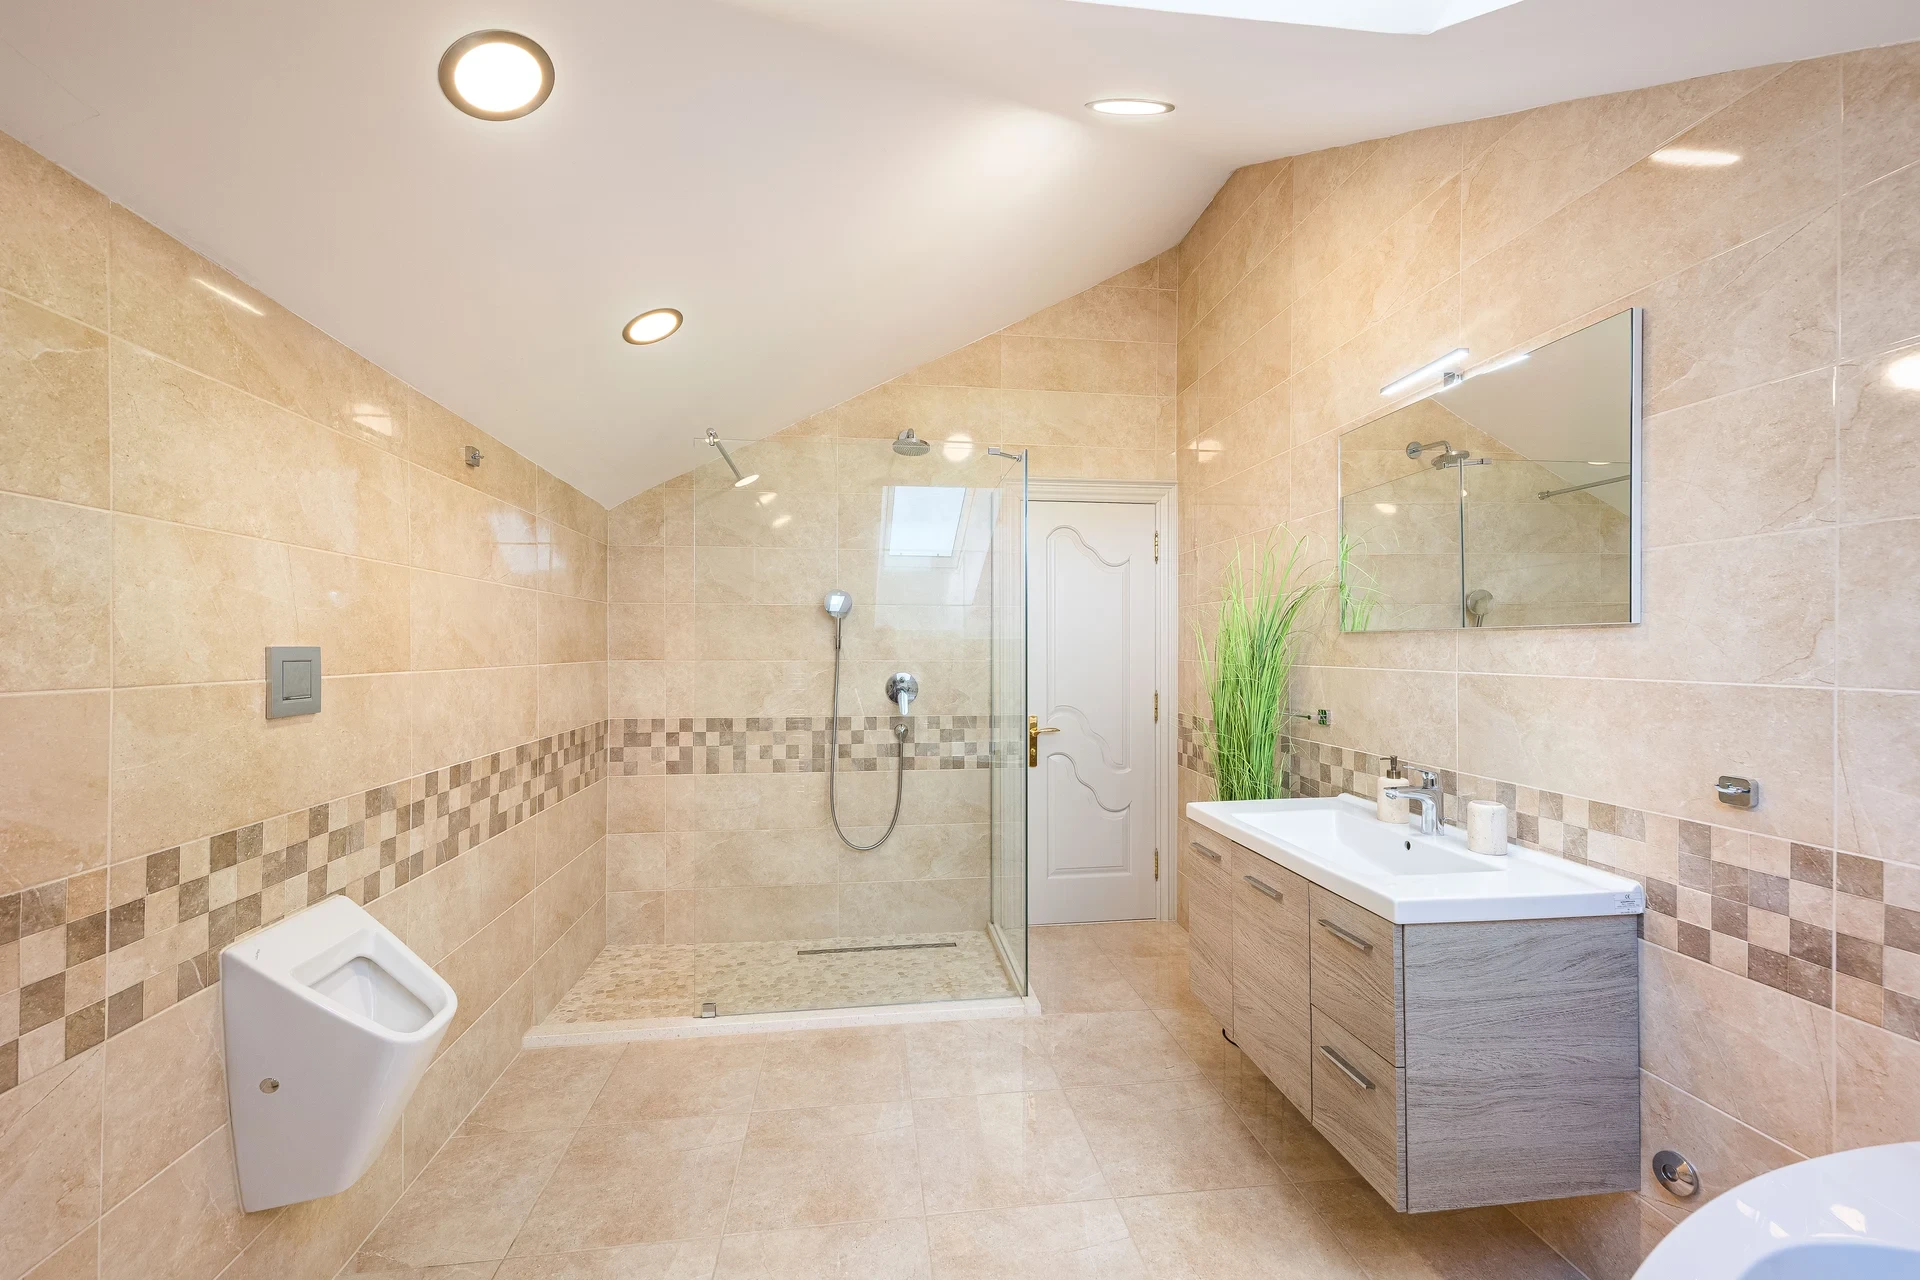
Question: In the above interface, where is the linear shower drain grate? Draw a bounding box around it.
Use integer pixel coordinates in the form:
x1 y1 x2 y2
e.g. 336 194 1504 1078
794 942 961 956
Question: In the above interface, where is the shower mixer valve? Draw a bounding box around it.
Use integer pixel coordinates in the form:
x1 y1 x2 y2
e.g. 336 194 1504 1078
885 672 919 718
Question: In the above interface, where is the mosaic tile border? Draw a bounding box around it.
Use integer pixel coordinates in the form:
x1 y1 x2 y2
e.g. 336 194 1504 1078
607 715 994 775
1178 734 1918 1044
0 720 607 1098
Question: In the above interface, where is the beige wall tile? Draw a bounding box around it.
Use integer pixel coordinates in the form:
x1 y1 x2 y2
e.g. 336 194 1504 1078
537 782 607 882
1835 1013 1920 1146
1001 336 1175 397
408 570 538 671
407 464 542 588
1839 161 1920 360
1004 285 1177 345
1842 41 1920 191
895 335 1003 388
0 130 109 328
112 674 412 858
1 494 109 692
219 1127 400 1280
541 518 606 601
537 660 606 738
662 885 840 943
607 777 665 835
0 292 109 507
1639 1071 1803 1217
19 1227 96 1280
1458 675 1833 842
435 898 534 1055
609 660 694 720
0 689 109 893
1838 343 1920 525
401 978 532 1180
111 342 409 560
1294 180 1459 370
109 210 407 450
410 825 537 966
535 839 605 951
606 890 664 945
101 986 227 1208
98 1125 261 1280
1838 518 1920 691
1838 690 1920 867
537 593 608 665
536 467 608 543
531 895 605 1021
410 665 537 771
0 1049 103 1280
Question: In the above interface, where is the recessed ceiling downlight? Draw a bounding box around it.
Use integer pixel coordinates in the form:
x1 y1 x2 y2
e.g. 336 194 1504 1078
1087 98 1175 116
623 309 683 345
439 31 553 120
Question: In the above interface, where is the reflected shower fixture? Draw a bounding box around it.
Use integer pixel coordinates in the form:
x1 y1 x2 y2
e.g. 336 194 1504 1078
892 428 932 457
704 428 758 487
1381 347 1470 397
1406 439 1471 468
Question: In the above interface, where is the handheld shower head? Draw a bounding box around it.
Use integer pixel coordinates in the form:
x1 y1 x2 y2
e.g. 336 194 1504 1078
823 590 852 619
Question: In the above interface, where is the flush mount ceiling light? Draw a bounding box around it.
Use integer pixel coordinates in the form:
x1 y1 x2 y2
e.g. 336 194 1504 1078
623 308 684 345
439 31 553 121
1088 98 1175 116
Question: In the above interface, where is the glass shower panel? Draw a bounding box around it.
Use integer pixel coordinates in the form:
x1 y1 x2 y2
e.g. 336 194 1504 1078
989 455 1029 994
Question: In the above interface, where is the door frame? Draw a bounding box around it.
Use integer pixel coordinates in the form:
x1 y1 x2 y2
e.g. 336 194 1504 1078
1026 477 1179 923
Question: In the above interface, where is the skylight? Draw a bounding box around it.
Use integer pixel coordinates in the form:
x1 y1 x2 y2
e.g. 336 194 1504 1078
1063 0 1528 35
884 486 969 558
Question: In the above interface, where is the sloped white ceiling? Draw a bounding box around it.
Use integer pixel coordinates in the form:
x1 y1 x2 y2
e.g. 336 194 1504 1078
0 0 1914 504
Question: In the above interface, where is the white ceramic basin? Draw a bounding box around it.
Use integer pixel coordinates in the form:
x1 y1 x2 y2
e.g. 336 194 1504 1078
1186 793 1644 923
1636 1143 1920 1279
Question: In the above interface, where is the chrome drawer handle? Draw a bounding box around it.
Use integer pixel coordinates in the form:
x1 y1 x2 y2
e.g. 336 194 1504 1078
1189 842 1222 864
1317 919 1374 953
1320 1044 1376 1091
1242 875 1283 902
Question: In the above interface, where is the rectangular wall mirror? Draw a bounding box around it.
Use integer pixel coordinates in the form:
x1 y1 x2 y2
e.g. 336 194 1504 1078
1338 308 1642 632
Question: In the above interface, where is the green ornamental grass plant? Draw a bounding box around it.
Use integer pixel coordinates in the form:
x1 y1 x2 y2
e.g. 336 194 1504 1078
1196 533 1329 802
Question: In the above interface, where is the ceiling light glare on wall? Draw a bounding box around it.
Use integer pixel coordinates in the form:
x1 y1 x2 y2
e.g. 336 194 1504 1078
439 31 554 120
623 308 684 345
1887 353 1920 390
1087 98 1175 116
1649 147 1741 167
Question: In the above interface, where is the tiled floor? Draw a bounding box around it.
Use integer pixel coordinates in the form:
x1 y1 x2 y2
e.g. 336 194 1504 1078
348 921 1583 1279
539 930 1020 1026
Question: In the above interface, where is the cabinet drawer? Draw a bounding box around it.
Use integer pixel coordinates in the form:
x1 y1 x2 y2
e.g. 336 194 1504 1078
1230 849 1311 1110
1186 859 1234 1032
1310 1007 1404 1209
1182 825 1233 892
1309 885 1402 1065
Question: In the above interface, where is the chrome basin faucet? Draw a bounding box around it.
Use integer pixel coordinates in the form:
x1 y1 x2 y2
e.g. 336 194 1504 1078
1384 769 1443 835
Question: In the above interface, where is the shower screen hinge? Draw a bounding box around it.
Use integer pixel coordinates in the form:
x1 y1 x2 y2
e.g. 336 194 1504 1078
1154 848 1160 880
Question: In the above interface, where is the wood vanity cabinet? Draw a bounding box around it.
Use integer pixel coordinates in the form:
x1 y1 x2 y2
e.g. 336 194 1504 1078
1183 825 1640 1212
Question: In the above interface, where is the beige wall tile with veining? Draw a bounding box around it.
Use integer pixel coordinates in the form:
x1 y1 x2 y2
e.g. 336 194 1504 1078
109 209 407 448
541 518 606 601
838 879 989 934
1293 120 1467 295
1838 343 1920 525
1641 944 1833 1156
1838 518 1920 691
0 1048 103 1280
1005 285 1177 345
1457 674 1833 842
0 130 109 327
1838 690 1920 867
409 570 538 671
111 341 409 560
1839 161 1920 360
1 493 109 692
401 981 534 1179
217 1126 401 1280
535 839 605 951
1289 279 1460 444
1638 1072 1803 1217
894 335 1003 388
19 1226 97 1280
537 660 606 738
0 689 109 892
1462 66 1779 265
97 1125 261 1280
609 603 693 662
407 465 542 589
536 467 608 543
1290 665 1456 767
538 593 608 665
1835 1013 1920 1146
1001 336 1174 398
609 660 694 720
0 292 108 507
661 885 840 943
1642 371 1834 547
101 986 226 1207
606 891 664 945
112 674 412 857
1842 41 1920 192
410 665 537 774
1294 180 1460 371
432 899 533 1061
1511 1192 1671 1280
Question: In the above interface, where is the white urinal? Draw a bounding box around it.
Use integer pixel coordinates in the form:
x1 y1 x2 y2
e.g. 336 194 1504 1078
222 896 457 1212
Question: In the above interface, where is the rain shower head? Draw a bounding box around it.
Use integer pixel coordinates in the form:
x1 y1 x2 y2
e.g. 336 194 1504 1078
704 428 758 488
1406 439 1471 468
892 428 931 457
823 590 852 619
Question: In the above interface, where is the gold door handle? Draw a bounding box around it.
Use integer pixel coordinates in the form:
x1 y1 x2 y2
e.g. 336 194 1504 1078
1027 715 1061 766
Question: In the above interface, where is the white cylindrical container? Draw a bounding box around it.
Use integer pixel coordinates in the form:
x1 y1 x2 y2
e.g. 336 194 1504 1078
1467 799 1509 855
1377 775 1409 824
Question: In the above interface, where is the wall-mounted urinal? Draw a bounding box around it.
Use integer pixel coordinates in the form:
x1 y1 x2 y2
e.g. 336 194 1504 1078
222 896 456 1212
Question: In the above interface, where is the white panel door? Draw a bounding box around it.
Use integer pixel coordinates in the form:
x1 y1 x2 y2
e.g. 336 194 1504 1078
1027 500 1160 925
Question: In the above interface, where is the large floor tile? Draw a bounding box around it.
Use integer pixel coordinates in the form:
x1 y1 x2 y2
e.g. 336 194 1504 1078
924 1200 1148 1280
463 1046 623 1136
510 1118 745 1255
713 1219 931 1280
752 1028 910 1111
725 1103 924 1232
1067 1080 1279 1197
352 1130 572 1270
588 1038 767 1126
1116 1184 1368 1280
913 1091 1109 1213
492 1240 721 1279
1042 1012 1199 1088
1300 1177 1584 1278
904 1019 1058 1099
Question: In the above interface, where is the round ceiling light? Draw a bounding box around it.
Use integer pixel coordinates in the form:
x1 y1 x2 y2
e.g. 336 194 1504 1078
1087 98 1175 116
623 308 684 345
439 31 554 120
